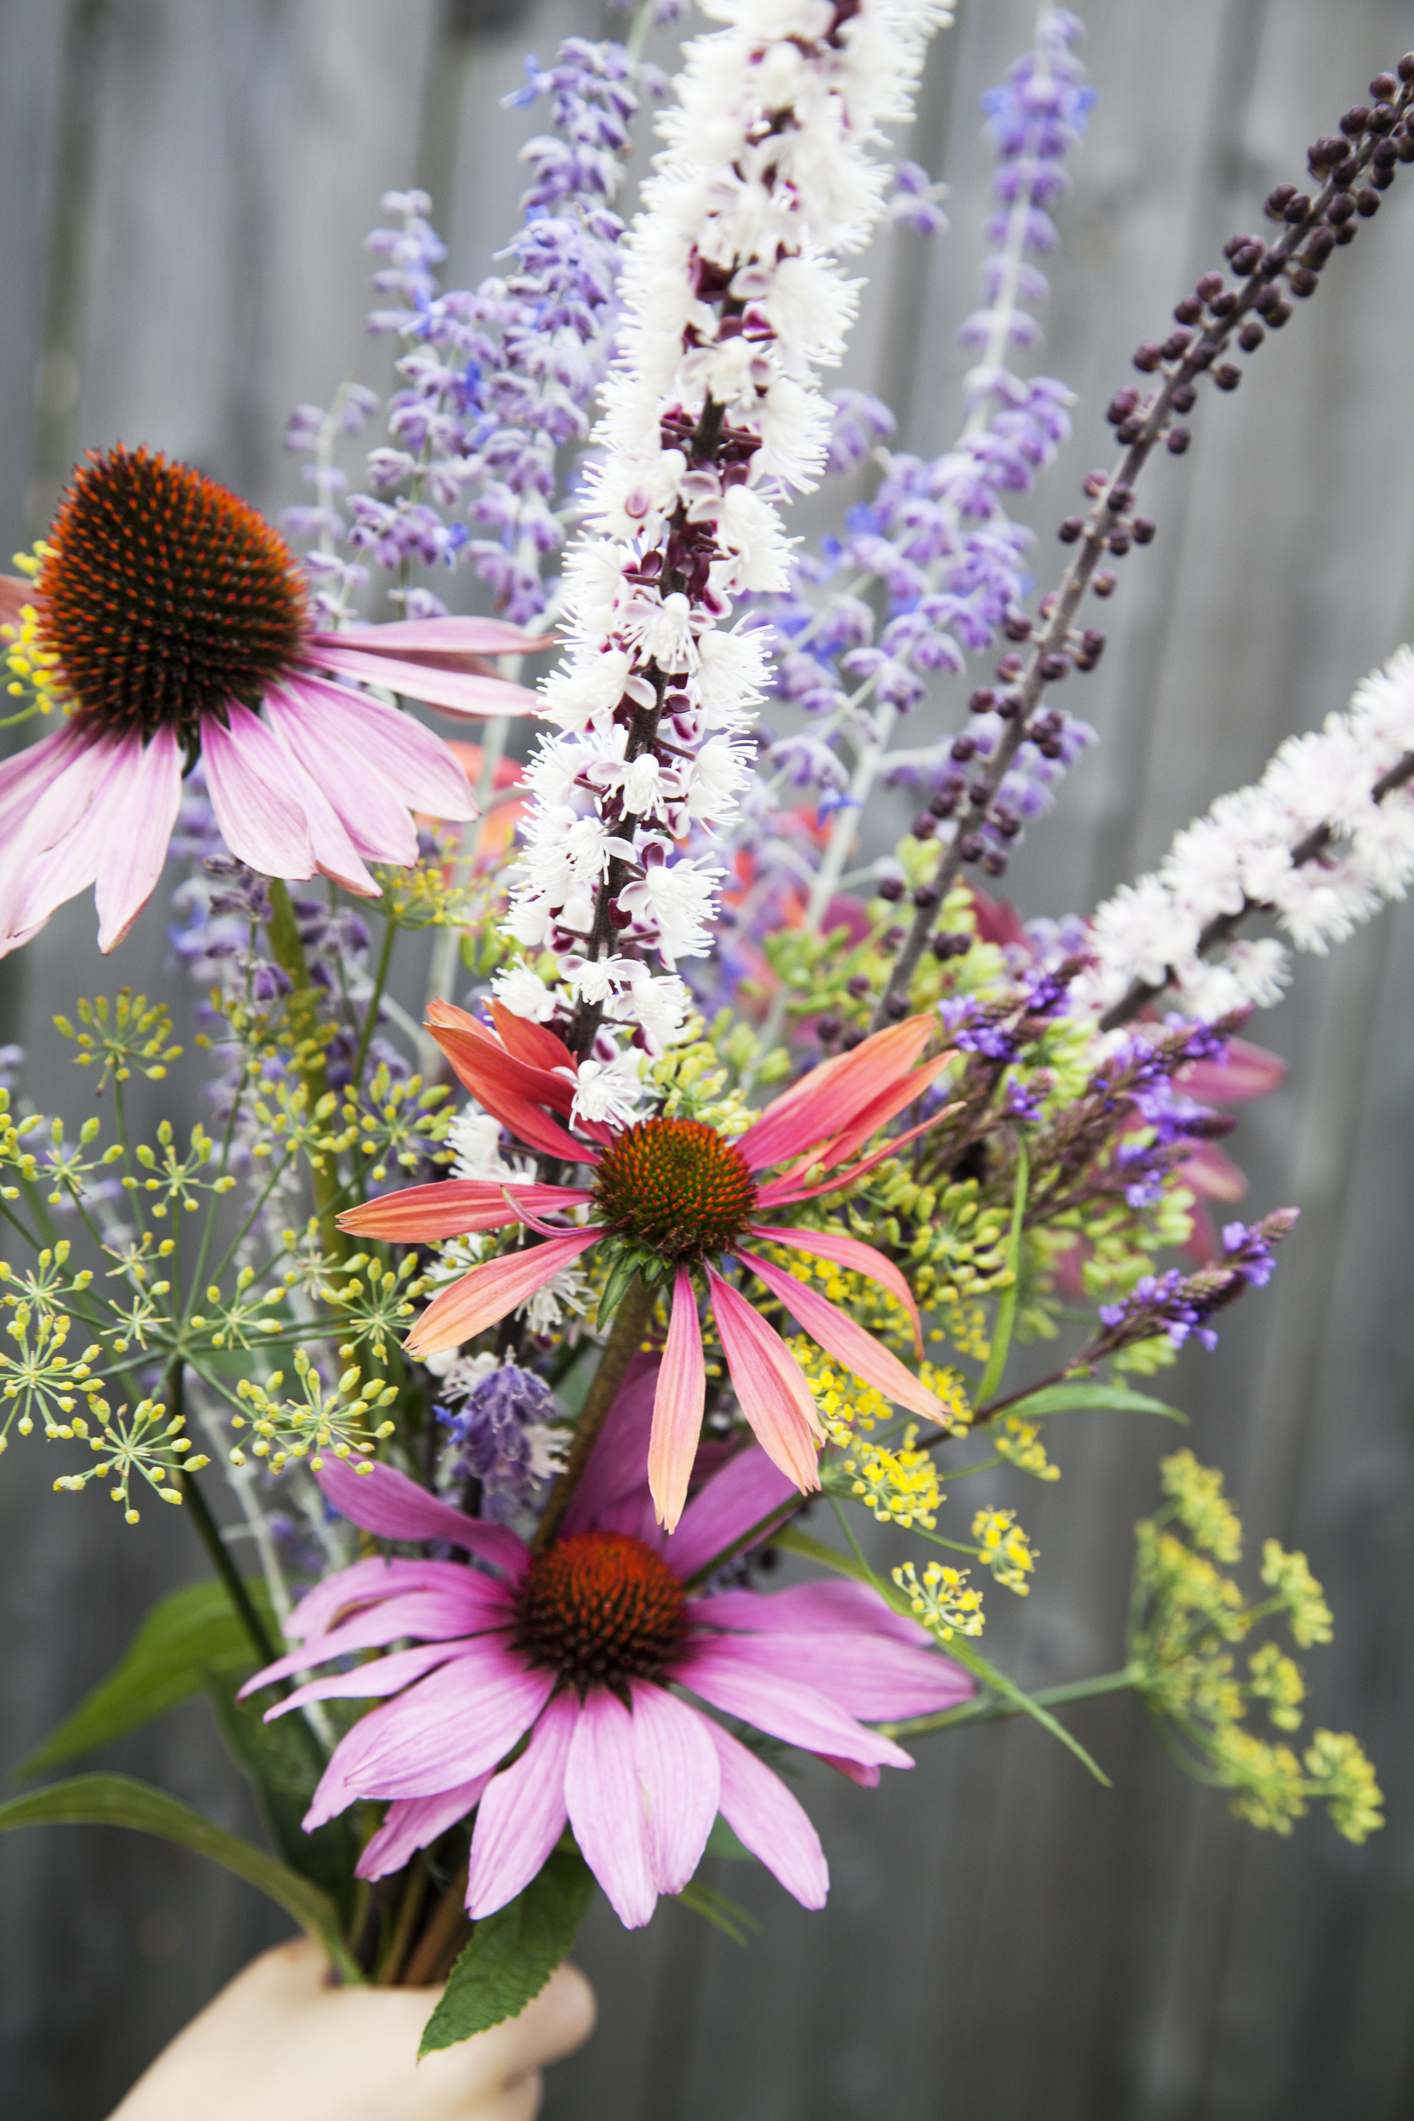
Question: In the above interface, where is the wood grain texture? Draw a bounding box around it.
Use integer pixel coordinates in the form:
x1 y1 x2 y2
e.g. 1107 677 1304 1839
2 2 1413 2116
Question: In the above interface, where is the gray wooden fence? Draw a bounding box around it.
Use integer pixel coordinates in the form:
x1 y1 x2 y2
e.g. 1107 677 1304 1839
3 1 1414 2115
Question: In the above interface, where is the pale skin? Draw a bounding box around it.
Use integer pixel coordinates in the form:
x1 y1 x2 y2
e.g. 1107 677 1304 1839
108 1937 596 2121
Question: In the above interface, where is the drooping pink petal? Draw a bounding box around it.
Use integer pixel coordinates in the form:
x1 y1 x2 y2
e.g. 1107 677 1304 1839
692 1578 933 1648
562 1352 662 1538
465 1691 578 1919
312 1643 554 1812
819 1755 881 1788
281 676 479 821
648 1269 707 1534
702 1719 828 1910
304 642 539 718
314 1455 530 1579
705 1267 822 1495
737 1248 946 1424
283 1556 493 1642
241 1581 514 1693
202 705 315 878
404 1229 601 1358
563 1686 656 1929
756 1226 923 1354
7 735 131 941
659 1445 799 1583
266 1639 475 1718
818 1054 952 1169
1175 1140 1248 1204
425 999 578 1116
689 1630 970 1723
94 727 183 950
337 1178 590 1243
733 1015 938 1172
357 1775 494 1881
318 617 553 659
627 1681 719 1895
264 685 419 865
675 1641 913 1770
255 696 386 890
0 722 87 836
1180 1037 1286 1104
755 1107 957 1209
489 1000 575 1075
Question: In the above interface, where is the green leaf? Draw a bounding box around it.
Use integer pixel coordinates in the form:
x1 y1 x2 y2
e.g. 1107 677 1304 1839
675 1877 760 1946
974 1137 1028 1406
420 1849 595 2056
205 1674 356 1912
996 1380 1186 1422
21 1578 277 1777
0 1773 361 1982
595 1251 642 1332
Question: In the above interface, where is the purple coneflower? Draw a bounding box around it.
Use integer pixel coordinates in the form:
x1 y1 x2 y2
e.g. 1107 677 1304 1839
0 446 545 955
243 1403 971 1929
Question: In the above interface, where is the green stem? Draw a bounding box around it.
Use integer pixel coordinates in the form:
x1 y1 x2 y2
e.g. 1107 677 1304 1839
352 909 398 1094
171 1359 278 1667
882 1665 1137 1740
532 1276 656 1553
265 878 346 1263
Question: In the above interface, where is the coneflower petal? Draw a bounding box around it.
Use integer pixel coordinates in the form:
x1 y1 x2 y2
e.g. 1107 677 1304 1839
706 1266 822 1492
737 1247 946 1423
648 1268 707 1533
405 1228 601 1357
278 675 476 823
95 726 183 951
733 1014 937 1172
305 641 540 719
202 705 315 879
753 1224 924 1354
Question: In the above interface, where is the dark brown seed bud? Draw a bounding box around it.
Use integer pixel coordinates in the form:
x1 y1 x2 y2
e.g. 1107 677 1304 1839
1107 530 1131 556
877 875 905 901
959 836 985 863
816 1015 842 1044
1369 101 1397 133
995 654 1024 681
1107 482 1134 512
1370 72 1398 100
1308 134 1348 171
1058 515 1084 542
1080 628 1107 655
1397 133 1414 162
1189 342 1214 370
1115 417 1144 444
1327 191 1356 222
1092 571 1117 597
1266 298 1292 326
1255 283 1283 315
1283 193 1312 222
1400 53 1414 83
951 733 977 761
1131 520 1155 545
969 686 997 712
1238 320 1265 351
1196 271 1224 300
1335 223 1357 245
1173 296 1203 324
1371 165 1396 190
1039 652 1070 680
1209 290 1238 317
1288 267 1319 296
882 926 904 949
1162 329 1193 359
1172 382 1197 413
1229 240 1264 274
968 777 992 807
1133 342 1164 372
1106 388 1140 424
930 932 956 962
1304 226 1336 262
913 883 941 911
995 693 1022 719
1214 363 1242 389
981 852 1008 878
885 994 910 1021
1037 738 1063 761
1341 106 1371 138
1166 426 1191 455
911 812 936 841
1003 613 1033 641
847 974 871 998
1265 182 1297 217
1373 137 1399 167
929 788 957 818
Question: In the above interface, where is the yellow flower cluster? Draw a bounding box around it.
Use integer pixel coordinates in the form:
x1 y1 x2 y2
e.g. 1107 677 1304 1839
994 1414 1060 1481
972 1506 1037 1594
1130 1450 1382 1843
231 1348 396 1475
892 1558 985 1641
2 545 64 720
52 1395 209 1523
790 1335 969 1530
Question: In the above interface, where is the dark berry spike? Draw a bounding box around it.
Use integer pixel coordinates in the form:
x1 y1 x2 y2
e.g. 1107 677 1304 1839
37 444 309 741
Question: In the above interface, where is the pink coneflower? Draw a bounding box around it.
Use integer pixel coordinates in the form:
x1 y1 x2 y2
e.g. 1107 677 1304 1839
0 446 546 956
339 1004 956 1528
242 1411 971 1928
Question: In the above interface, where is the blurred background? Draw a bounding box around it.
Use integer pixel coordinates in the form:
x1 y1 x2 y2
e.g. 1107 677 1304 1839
2 0 1414 2115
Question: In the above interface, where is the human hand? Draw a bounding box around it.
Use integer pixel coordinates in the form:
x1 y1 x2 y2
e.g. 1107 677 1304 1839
108 1936 595 2121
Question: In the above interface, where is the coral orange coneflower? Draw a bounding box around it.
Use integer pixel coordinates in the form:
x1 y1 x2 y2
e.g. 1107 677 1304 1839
0 445 549 955
339 1003 958 1529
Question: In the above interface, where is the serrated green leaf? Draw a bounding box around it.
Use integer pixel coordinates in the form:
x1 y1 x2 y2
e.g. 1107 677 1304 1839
998 1381 1185 1422
0 1773 361 1982
20 1578 277 1776
420 1850 595 2056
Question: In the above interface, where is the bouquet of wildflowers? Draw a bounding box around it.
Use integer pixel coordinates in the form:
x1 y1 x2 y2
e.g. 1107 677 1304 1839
1 0 1404 2060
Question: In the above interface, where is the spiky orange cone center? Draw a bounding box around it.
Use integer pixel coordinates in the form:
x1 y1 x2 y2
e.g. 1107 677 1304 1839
590 1116 758 1261
515 1531 688 1689
37 444 309 741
